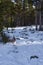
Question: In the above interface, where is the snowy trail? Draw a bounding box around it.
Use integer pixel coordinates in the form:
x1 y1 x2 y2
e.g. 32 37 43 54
0 43 43 65
0 26 43 65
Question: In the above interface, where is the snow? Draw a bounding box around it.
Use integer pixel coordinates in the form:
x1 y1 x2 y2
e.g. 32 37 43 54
0 26 43 65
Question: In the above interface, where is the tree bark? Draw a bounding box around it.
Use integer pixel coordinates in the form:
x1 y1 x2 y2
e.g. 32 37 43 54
35 10 37 30
39 0 42 30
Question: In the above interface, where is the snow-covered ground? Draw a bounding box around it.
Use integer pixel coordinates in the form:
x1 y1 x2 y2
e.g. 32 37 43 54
0 26 43 65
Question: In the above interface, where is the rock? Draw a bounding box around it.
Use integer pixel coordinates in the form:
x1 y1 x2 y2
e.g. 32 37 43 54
30 55 39 60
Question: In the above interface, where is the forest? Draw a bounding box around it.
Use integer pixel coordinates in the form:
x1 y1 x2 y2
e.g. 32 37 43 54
0 1 43 65
0 0 43 31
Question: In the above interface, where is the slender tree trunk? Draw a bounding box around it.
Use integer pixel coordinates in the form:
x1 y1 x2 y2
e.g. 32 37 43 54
35 2 38 31
39 0 42 30
35 10 37 30
39 10 41 30
23 0 25 26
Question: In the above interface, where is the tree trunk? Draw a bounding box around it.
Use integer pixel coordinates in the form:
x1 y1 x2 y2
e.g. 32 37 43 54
39 0 42 30
35 10 37 30
23 0 25 26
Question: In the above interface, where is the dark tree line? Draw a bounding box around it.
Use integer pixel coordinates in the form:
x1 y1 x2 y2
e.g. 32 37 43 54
0 0 43 31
